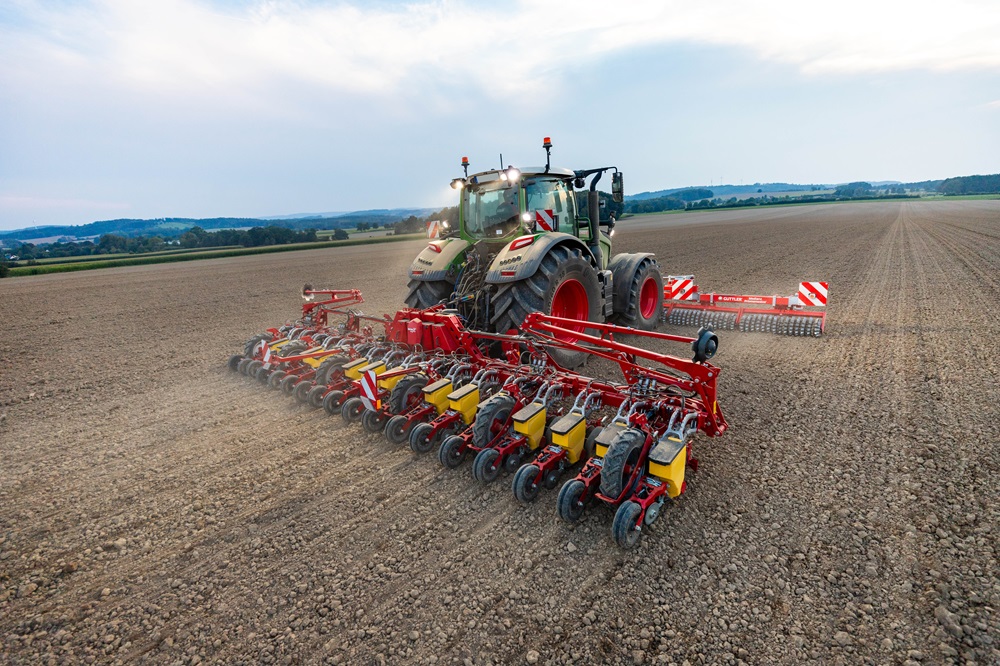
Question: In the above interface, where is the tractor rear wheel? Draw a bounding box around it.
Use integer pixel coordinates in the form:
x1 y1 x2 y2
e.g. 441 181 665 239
599 428 645 500
490 245 601 369
614 258 663 330
404 279 453 309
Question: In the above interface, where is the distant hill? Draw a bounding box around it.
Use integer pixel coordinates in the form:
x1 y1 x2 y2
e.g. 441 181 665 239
0 208 437 244
628 183 830 201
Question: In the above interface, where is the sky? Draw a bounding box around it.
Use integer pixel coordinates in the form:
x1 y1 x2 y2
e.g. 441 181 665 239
1 0 999 230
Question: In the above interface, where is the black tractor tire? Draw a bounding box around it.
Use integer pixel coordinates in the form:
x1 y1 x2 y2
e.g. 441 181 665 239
557 479 586 523
227 355 243 372
490 245 602 369
512 464 542 504
614 258 663 330
322 390 345 415
472 448 502 483
438 435 467 468
314 355 349 386
612 500 643 549
341 397 365 424
384 415 410 445
404 279 453 309
409 423 436 454
472 393 515 449
388 374 429 415
599 428 645 500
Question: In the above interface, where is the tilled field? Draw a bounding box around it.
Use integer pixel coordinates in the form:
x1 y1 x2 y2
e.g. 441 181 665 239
1 200 997 665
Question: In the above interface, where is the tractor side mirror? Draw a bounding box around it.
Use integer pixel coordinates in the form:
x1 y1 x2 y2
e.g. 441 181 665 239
612 172 624 203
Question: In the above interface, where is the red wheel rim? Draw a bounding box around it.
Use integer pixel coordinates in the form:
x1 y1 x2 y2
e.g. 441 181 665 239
639 277 659 319
551 278 589 337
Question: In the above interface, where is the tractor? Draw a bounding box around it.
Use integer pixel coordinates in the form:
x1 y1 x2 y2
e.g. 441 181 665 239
405 138 664 368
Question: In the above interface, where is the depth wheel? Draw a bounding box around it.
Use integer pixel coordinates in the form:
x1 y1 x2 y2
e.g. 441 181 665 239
227 355 243 372
246 360 263 377
384 415 410 445
512 464 541 504
322 390 345 415
267 370 287 390
280 374 298 395
307 384 327 408
612 501 643 549
294 380 313 404
472 448 501 483
255 365 271 384
341 397 365 424
438 435 467 468
557 479 586 523
409 423 436 454
361 409 385 433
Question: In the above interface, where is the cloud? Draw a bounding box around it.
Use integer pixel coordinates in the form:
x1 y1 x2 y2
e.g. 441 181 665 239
2 0 999 108
986 100 1000 109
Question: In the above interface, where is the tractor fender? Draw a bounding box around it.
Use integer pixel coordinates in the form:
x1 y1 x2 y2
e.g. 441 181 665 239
485 232 596 284
409 237 470 282
607 252 658 315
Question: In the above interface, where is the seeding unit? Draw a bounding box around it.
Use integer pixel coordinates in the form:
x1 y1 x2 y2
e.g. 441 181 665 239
229 285 729 549
663 276 828 336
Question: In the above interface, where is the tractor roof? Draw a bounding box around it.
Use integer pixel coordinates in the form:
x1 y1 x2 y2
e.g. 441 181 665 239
467 166 574 184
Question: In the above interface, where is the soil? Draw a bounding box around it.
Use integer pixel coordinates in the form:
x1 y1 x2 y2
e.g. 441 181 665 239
1 200 997 665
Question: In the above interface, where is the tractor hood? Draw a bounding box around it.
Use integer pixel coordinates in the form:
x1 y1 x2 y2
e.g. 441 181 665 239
409 237 470 282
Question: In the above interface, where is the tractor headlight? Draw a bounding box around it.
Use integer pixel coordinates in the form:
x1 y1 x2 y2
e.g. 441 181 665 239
521 212 532 222
506 168 520 182
450 178 465 190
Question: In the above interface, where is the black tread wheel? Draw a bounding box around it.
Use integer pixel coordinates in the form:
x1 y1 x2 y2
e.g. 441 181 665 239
613 258 663 330
246 360 263 378
409 423 436 454
504 451 523 474
341 397 365 424
293 380 313 404
227 355 243 372
584 426 604 460
255 365 271 384
314 355 349 386
472 448 502 483
438 435 467 468
267 370 287 390
280 374 298 395
237 358 251 375
612 500 643 549
472 393 515 449
277 340 308 358
307 384 327 408
361 408 385 433
404 279 453 309
322 390 345 415
384 415 410 445
243 333 272 358
599 428 645 500
557 479 586 523
512 463 541 504
388 374 429 415
490 245 602 369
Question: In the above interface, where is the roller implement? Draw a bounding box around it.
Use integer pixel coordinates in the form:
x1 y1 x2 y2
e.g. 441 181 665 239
663 276 828 336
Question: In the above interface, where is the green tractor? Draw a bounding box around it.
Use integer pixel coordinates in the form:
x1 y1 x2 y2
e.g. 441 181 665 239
406 138 663 367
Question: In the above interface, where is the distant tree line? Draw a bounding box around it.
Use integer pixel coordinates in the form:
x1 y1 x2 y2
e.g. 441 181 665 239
624 188 714 214
938 174 1000 195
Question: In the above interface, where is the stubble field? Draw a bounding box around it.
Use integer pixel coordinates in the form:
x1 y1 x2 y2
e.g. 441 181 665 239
1 200 997 665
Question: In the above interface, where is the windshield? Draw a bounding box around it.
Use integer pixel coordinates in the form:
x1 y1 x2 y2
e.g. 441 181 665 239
464 181 523 239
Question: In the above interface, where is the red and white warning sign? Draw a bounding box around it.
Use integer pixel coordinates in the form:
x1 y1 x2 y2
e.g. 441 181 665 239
360 369 380 411
261 342 272 368
535 209 554 231
797 282 828 307
665 276 698 301
426 220 441 238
